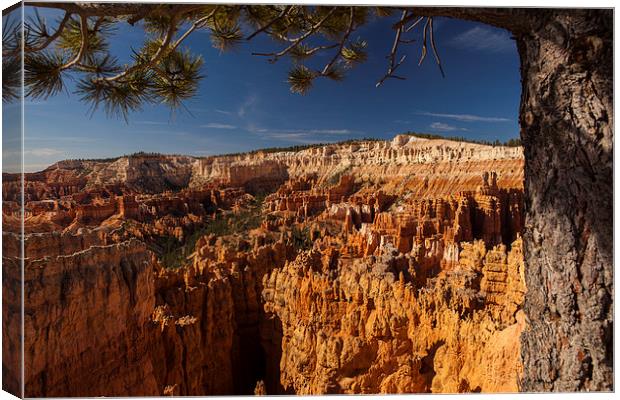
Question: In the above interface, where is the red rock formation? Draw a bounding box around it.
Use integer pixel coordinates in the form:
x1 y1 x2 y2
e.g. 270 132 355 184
262 238 526 393
23 240 159 396
2 136 526 396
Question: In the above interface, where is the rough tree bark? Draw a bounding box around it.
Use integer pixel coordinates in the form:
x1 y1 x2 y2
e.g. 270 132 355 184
515 9 613 391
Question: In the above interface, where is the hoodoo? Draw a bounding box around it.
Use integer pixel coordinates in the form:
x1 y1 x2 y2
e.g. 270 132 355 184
3 136 526 396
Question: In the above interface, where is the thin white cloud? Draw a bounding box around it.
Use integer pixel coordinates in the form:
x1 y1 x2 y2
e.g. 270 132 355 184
25 136 99 143
449 26 514 53
262 133 328 144
27 148 63 157
24 163 56 172
130 129 193 136
430 122 468 132
249 126 354 136
249 126 359 144
134 120 170 125
215 109 233 116
417 111 511 123
238 94 257 118
7 162 61 173
266 133 308 140
5 148 63 157
201 123 237 129
308 129 352 135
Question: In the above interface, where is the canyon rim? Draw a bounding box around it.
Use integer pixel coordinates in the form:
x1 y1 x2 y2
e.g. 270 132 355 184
1 2 614 397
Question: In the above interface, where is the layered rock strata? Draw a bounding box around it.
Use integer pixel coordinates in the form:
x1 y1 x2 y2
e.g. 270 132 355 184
2 136 526 396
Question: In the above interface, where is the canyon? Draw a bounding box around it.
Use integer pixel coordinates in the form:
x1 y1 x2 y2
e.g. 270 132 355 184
2 134 526 396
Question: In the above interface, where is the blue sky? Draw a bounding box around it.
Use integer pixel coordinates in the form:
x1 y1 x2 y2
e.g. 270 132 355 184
7 6 521 172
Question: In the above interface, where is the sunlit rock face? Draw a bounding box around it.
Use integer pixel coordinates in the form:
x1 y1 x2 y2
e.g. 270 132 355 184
262 238 526 394
2 136 525 396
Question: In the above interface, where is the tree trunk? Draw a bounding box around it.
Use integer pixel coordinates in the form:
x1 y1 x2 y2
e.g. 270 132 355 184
516 9 613 391
406 8 614 391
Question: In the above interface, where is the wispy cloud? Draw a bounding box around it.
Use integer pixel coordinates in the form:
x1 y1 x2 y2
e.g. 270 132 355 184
265 133 308 140
5 148 64 157
5 135 98 143
24 163 57 172
430 122 468 132
449 26 514 53
248 126 359 144
305 129 353 135
130 129 192 136
250 126 355 136
26 148 64 157
134 120 170 125
201 123 237 129
417 111 511 123
238 94 257 118
215 109 233 116
261 133 329 144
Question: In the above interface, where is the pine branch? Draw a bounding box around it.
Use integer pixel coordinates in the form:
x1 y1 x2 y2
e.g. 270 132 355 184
2 17 22 56
429 18 445 78
418 17 430 66
289 43 339 62
252 7 337 62
320 7 355 76
92 16 107 33
246 5 292 40
265 31 297 43
209 11 244 51
60 14 88 70
29 12 71 51
376 10 409 87
24 2 163 18
127 7 154 26
3 11 71 57
287 65 315 95
304 43 339 57
405 16 424 32
169 8 218 53
97 13 179 83
10 4 468 111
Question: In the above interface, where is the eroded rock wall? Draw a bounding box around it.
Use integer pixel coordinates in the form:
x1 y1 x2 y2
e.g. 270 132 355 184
23 240 159 396
262 239 526 394
3 136 527 396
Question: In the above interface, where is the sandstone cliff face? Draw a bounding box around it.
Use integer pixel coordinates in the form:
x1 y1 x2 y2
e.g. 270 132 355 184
17 228 279 396
6 135 523 204
3 154 197 203
23 240 159 396
262 239 526 394
3 136 526 395
194 136 523 195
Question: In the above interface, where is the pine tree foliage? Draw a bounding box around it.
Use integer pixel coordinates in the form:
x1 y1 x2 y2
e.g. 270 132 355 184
24 51 67 98
341 39 368 65
287 65 316 95
2 16 22 101
2 4 447 117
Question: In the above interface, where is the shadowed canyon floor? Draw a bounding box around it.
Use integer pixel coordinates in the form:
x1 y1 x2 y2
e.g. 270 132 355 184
2 135 526 396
